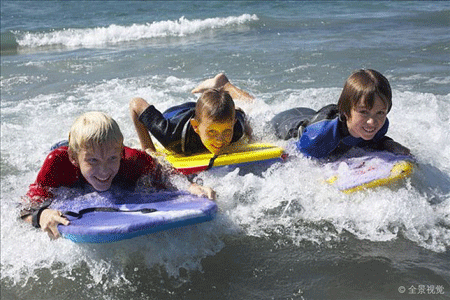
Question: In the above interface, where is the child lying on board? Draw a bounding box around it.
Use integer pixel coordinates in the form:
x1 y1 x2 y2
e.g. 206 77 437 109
20 111 215 239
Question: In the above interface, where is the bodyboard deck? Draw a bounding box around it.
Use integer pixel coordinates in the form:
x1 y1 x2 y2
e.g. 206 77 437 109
158 142 286 175
324 150 414 193
52 191 218 243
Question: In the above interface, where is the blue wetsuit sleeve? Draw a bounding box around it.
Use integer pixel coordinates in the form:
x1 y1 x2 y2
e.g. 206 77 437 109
294 118 341 159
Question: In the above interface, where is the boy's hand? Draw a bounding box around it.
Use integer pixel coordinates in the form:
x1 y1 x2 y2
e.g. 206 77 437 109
39 209 70 239
384 140 411 156
188 183 216 200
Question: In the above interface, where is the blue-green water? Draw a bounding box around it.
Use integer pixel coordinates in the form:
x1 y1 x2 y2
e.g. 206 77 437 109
1 1 449 299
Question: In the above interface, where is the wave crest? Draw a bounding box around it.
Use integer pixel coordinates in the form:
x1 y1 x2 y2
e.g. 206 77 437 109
15 14 259 48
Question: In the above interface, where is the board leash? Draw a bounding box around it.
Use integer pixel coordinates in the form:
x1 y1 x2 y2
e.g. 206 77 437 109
205 154 219 170
63 207 158 219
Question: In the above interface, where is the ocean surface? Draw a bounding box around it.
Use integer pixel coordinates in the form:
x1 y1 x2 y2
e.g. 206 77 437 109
1 1 449 299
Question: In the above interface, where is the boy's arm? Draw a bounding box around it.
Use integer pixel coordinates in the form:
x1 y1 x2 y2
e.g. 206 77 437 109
140 152 216 200
153 163 216 200
131 98 183 152
370 119 410 156
382 139 411 156
188 183 216 200
20 149 75 237
235 108 253 141
244 118 253 141
22 207 69 239
223 81 255 103
191 73 255 103
295 119 342 159
129 97 157 153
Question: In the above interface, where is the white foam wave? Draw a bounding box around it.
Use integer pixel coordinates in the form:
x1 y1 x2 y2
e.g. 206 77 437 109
2 75 449 288
202 156 450 253
15 14 258 48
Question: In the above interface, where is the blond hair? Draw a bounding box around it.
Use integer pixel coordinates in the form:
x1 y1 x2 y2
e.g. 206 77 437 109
68 111 123 154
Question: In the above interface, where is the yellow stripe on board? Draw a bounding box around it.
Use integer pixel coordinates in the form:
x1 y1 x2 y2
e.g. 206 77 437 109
157 142 285 170
341 161 414 194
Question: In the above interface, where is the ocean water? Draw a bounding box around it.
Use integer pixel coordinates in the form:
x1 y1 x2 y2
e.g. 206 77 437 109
1 1 449 299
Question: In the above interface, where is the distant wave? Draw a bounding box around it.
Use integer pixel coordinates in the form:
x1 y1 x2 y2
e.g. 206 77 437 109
12 14 259 49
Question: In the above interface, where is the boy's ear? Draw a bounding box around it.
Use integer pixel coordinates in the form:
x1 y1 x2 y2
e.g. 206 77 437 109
68 149 79 167
190 118 200 134
341 111 350 121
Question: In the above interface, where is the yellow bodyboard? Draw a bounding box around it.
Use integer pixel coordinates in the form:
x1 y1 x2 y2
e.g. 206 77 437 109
156 142 285 175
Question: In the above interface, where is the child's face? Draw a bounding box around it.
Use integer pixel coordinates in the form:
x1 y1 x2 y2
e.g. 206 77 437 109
71 142 123 192
191 115 235 155
346 95 388 141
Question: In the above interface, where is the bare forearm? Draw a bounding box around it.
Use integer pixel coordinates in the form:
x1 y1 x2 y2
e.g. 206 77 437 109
134 118 156 152
223 82 254 103
383 139 411 155
129 98 156 152
192 73 254 103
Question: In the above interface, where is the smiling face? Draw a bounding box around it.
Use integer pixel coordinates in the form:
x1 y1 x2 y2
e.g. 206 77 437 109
346 95 388 141
70 142 123 192
191 115 235 155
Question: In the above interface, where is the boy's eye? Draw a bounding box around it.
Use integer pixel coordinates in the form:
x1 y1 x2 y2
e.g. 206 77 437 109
87 158 98 164
223 130 233 138
109 156 119 161
358 109 368 115
207 130 218 137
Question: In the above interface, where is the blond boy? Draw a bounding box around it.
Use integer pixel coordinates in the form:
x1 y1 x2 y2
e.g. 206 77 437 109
21 112 214 238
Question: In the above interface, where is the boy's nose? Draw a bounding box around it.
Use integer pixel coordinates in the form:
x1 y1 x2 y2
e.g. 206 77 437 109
367 117 376 125
215 134 226 143
98 163 110 176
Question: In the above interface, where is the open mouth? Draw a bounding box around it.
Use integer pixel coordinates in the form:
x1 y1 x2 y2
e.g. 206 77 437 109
363 127 376 133
95 175 111 183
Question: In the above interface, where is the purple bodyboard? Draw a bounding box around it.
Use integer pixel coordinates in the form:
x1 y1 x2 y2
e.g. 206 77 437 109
51 191 218 243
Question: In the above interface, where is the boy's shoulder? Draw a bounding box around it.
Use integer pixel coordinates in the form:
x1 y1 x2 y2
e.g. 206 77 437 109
140 102 195 127
163 102 196 120
122 146 151 160
121 146 157 168
36 146 80 187
45 146 71 165
118 147 159 180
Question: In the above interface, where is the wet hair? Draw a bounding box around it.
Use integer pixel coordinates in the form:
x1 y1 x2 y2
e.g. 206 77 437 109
68 111 123 154
337 69 392 119
194 88 235 123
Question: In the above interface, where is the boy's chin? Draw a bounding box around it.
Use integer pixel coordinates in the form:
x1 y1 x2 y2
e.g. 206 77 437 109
207 146 222 155
91 183 112 192
361 132 377 140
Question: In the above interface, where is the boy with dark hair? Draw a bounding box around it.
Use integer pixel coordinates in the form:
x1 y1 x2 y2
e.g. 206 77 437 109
271 69 410 158
129 76 253 156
